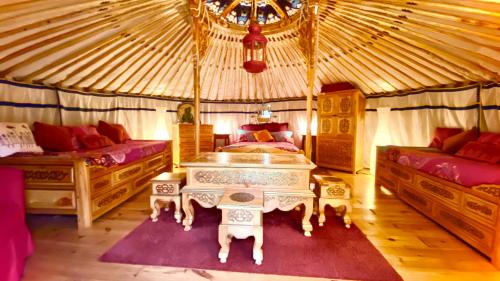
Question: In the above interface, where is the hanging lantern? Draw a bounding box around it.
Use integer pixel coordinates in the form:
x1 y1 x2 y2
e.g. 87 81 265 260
242 23 267 73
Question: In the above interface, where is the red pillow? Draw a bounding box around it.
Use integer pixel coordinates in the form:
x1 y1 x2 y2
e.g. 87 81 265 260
33 122 78 151
265 122 288 132
478 132 500 145
456 141 500 164
97 121 130 144
241 123 266 131
111 123 131 141
79 134 114 149
429 127 463 149
441 127 478 154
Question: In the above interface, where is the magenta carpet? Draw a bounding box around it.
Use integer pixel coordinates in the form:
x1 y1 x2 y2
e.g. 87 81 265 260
100 205 402 281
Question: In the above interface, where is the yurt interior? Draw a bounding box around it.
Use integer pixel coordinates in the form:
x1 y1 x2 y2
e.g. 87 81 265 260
1 1 500 281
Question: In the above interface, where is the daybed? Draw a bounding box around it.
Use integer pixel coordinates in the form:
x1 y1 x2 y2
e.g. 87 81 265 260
375 140 500 268
216 122 303 154
0 122 172 230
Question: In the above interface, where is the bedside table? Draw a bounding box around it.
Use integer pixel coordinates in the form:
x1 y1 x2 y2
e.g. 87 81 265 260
214 134 231 151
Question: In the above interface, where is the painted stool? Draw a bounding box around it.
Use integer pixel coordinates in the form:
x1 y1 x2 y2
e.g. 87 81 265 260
217 189 264 265
150 172 186 223
313 175 352 228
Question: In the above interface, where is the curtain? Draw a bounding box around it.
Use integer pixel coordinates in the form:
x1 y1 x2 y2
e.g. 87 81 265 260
481 84 500 132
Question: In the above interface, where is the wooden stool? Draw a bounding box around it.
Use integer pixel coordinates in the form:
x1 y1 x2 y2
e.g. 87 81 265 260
150 172 186 223
313 175 352 228
217 189 264 265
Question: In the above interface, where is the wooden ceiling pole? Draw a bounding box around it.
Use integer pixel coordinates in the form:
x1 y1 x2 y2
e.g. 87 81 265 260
304 0 320 160
189 0 204 156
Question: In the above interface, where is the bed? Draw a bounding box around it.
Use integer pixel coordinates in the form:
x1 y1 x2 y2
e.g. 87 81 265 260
0 140 172 230
216 122 303 154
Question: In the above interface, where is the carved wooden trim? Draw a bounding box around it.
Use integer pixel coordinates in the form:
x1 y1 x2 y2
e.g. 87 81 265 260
420 180 454 200
118 166 142 181
193 170 299 186
326 186 345 197
474 186 500 199
96 188 128 208
466 201 493 216
278 196 303 208
390 167 411 181
227 209 254 223
400 188 428 208
155 183 175 194
439 210 485 240
191 192 217 205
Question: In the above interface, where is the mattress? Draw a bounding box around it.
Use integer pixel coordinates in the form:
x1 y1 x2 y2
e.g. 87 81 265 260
385 146 500 187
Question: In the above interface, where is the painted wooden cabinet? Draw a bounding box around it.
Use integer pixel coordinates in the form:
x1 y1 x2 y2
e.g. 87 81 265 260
316 89 365 173
173 124 214 166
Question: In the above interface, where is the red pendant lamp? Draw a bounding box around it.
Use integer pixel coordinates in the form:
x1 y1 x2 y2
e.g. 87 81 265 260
242 1 267 73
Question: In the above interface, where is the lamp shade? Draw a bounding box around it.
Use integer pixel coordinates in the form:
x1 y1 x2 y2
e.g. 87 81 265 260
242 23 267 73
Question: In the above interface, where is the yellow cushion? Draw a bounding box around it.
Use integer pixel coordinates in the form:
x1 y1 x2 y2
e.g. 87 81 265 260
253 129 274 142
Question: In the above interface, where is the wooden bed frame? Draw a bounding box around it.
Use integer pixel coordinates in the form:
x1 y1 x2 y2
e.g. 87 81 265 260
0 141 172 230
375 146 500 268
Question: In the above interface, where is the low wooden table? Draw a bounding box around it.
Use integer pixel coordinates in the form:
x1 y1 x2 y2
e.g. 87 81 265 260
180 152 317 236
150 172 186 223
313 175 352 228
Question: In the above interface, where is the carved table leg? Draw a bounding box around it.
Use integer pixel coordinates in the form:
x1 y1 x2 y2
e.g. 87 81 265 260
182 194 194 231
344 201 352 228
318 198 326 227
218 225 230 263
173 196 182 223
302 198 314 237
253 226 263 265
150 197 160 222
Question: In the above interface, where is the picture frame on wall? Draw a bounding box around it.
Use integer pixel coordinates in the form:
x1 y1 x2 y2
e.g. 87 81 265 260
177 103 195 124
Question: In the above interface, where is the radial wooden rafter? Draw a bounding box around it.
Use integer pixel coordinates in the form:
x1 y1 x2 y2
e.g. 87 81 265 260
0 0 498 100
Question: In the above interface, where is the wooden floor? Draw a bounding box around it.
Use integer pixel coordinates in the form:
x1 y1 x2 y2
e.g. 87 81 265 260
23 169 500 281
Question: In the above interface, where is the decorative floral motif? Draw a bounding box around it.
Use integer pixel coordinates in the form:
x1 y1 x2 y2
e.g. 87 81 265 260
192 193 217 205
25 170 69 182
118 167 141 180
97 188 127 207
390 167 410 180
420 181 454 200
321 119 332 134
326 186 345 197
194 170 299 186
228 209 254 223
466 201 493 216
155 184 175 194
440 210 485 239
339 97 352 113
401 188 428 207
278 196 302 208
474 186 500 199
339 119 350 134
322 99 332 113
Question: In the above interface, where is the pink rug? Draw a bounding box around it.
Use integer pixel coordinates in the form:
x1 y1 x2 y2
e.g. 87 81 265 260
100 205 402 281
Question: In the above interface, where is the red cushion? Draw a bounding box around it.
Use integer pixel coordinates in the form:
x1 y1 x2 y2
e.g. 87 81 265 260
112 124 131 141
478 132 500 145
241 124 266 131
442 127 478 154
79 134 114 149
321 82 355 93
265 122 288 132
429 127 464 149
456 141 500 164
240 123 288 132
33 122 78 151
97 121 130 144
69 125 99 138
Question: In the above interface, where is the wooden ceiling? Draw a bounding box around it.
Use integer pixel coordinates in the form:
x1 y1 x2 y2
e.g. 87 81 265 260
0 0 499 100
